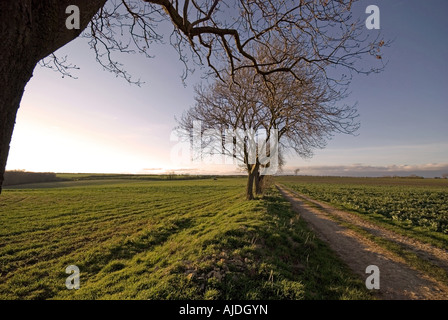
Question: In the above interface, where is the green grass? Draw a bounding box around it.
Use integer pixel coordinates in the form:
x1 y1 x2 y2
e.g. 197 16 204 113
308 202 448 289
0 178 371 300
278 176 448 233
276 176 448 292
277 176 448 250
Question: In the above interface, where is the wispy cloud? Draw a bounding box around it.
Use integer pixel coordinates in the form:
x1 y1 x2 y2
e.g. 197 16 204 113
283 163 448 178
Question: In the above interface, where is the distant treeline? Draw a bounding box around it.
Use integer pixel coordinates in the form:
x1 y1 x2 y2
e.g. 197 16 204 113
3 171 246 186
381 174 425 179
62 173 244 181
3 170 64 186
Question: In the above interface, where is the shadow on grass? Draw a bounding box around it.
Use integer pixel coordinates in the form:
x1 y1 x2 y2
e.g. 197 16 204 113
79 216 194 274
191 188 373 300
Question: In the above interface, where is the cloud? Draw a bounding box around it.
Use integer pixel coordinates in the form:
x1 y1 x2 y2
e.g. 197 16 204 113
170 168 200 173
283 163 448 178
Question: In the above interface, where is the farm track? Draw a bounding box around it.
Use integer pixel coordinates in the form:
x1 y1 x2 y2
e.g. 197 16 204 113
277 184 448 300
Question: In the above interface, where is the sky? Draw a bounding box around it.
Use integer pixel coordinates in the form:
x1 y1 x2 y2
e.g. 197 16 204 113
6 0 448 177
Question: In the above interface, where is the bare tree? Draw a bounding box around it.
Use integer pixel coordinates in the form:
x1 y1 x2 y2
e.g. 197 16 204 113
294 169 300 176
442 173 448 179
167 171 176 180
177 55 360 199
0 0 385 192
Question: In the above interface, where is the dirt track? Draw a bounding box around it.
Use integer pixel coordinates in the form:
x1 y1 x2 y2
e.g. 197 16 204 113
276 184 448 300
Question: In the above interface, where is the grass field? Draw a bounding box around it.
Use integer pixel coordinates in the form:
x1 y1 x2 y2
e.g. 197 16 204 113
0 177 371 300
277 176 448 248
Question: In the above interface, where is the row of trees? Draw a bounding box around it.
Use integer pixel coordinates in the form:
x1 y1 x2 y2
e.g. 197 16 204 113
0 0 385 193
3 170 62 186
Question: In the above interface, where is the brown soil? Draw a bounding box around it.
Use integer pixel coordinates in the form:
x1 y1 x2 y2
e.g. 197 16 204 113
276 184 448 300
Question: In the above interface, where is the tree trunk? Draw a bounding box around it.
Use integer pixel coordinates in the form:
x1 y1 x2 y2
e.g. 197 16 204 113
245 163 260 200
246 169 255 200
0 64 36 193
0 0 106 193
255 170 264 195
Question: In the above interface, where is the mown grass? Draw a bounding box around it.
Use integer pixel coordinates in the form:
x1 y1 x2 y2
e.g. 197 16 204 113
0 178 371 300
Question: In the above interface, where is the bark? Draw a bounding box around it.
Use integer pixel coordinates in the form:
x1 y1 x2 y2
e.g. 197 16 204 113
255 170 265 195
0 62 35 193
0 0 106 193
246 170 255 200
245 163 260 200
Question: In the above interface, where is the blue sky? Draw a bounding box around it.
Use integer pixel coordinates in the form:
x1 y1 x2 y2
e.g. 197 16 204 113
6 0 448 177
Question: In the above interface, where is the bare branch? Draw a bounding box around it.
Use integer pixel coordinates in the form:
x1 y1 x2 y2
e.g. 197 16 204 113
38 54 80 79
76 0 387 86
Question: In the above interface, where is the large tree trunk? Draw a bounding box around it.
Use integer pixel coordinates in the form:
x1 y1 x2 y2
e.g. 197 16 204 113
0 0 106 193
0 62 35 193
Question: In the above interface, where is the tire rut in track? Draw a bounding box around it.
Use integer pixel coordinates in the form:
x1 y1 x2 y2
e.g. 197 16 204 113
276 184 448 300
